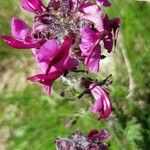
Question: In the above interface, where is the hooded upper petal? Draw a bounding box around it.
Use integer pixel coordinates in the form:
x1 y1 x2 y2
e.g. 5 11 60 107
82 4 104 32
90 83 112 119
11 17 30 40
79 26 101 73
1 17 41 49
21 0 45 13
96 0 111 7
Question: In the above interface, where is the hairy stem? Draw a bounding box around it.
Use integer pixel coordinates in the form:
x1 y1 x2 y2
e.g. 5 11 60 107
119 36 137 98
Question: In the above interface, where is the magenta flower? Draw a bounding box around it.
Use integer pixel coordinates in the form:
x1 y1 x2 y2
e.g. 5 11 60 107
79 26 105 73
28 35 79 95
21 0 45 13
89 83 112 119
80 4 120 72
0 0 120 99
1 17 41 49
55 129 109 150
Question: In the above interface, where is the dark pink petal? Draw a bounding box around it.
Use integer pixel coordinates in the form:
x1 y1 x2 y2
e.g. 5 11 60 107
97 130 109 140
44 35 76 73
60 35 75 54
90 83 112 119
82 4 104 32
28 70 62 83
21 0 35 12
103 34 113 53
1 36 40 49
21 0 45 13
27 74 53 95
80 26 100 54
27 69 63 95
96 0 111 7
84 44 101 73
88 129 109 141
50 54 78 73
11 17 30 40
88 129 99 139
37 39 60 63
79 26 101 73
63 56 79 70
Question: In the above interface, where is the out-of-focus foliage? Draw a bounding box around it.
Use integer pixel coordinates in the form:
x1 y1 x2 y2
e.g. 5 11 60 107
0 0 149 150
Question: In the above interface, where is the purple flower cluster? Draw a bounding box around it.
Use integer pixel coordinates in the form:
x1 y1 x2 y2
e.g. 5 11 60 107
1 0 121 145
55 129 109 150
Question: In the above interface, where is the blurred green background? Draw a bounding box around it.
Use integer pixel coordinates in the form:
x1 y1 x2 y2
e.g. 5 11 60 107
0 0 150 149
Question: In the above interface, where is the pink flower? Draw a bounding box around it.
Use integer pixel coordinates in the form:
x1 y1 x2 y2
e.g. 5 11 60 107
1 17 41 49
81 3 121 53
21 0 45 13
79 26 105 73
89 83 112 119
28 35 79 95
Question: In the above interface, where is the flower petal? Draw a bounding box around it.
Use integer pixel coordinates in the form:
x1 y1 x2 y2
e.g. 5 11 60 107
11 17 30 40
45 35 76 73
21 0 45 13
1 36 40 49
60 35 75 54
27 68 63 95
37 39 60 63
61 56 79 70
88 129 109 141
90 83 112 119
84 44 101 73
79 27 101 73
82 4 104 32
